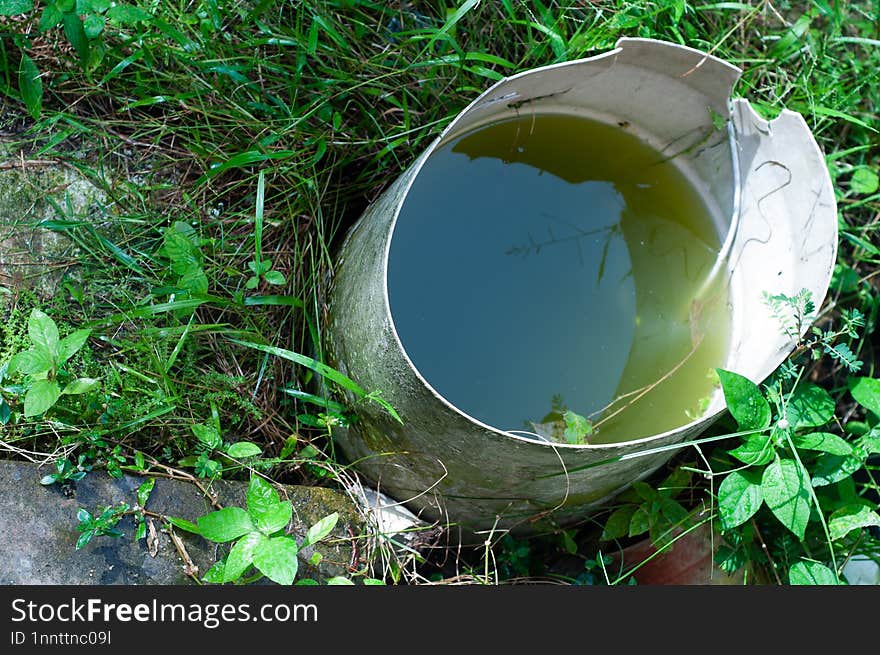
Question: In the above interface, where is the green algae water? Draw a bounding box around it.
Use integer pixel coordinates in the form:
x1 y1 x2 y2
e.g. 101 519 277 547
387 113 730 445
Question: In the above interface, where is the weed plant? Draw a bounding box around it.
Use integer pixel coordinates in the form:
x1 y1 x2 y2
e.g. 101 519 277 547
0 1 877 584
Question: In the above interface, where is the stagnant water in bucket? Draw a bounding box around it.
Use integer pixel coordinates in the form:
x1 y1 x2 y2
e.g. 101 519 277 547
387 113 730 444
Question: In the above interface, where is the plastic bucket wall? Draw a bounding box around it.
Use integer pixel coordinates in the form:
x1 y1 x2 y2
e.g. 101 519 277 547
325 38 837 533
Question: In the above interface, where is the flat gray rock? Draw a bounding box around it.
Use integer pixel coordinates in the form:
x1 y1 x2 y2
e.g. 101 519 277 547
0 459 367 585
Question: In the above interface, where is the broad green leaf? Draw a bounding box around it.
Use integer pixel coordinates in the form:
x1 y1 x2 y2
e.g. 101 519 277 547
0 0 32 15
83 13 104 38
136 478 155 508
253 536 299 585
728 434 774 466
166 516 200 535
789 560 838 585
62 377 99 395
222 532 266 582
0 400 11 425
63 11 91 66
161 223 202 275
849 377 880 416
785 383 835 429
178 267 208 295
197 507 254 543
363 578 386 585
326 576 355 585
252 500 292 536
135 521 146 541
24 379 60 417
58 329 91 364
302 512 339 548
628 506 650 537
9 348 54 375
247 475 280 514
811 453 864 487
76 530 95 550
190 423 221 450
791 432 853 456
202 561 226 583
716 369 771 430
18 52 42 120
601 505 637 541
829 504 880 540
850 168 879 195
107 4 152 23
226 441 262 458
562 410 591 444
28 309 59 357
38 3 63 31
718 470 763 530
40 474 58 485
263 270 286 285
762 458 811 540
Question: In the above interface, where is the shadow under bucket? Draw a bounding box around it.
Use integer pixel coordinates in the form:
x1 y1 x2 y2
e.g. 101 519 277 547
325 38 837 534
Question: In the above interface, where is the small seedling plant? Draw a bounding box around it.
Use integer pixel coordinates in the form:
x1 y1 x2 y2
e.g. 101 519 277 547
6 308 98 417
169 474 340 585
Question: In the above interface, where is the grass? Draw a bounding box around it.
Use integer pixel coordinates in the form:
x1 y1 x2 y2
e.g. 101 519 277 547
0 0 878 585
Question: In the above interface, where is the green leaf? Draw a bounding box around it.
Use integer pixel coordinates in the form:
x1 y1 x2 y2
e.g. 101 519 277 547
61 377 99 395
166 516 200 535
716 369 771 430
253 501 292 536
601 505 637 541
718 470 764 530
247 475 280 514
58 329 90 364
253 536 299 585
562 410 591 444
136 478 155 508
197 507 254 543
263 270 286 286
83 13 105 38
325 576 355 585
363 578 385 585
38 3 63 30
9 348 54 375
850 168 879 195
785 383 835 429
811 453 864 487
106 4 152 23
791 432 853 456
135 521 146 541
628 506 650 537
789 561 839 585
40 474 58 485
202 561 226 583
18 52 42 120
728 434 775 466
762 458 811 540
302 512 339 548
63 11 91 66
179 267 209 296
849 377 880 416
222 532 266 582
245 276 259 290
226 442 262 459
190 423 221 450
829 504 880 540
0 0 32 15
0 400 11 425
28 309 59 358
76 530 95 550
24 379 60 417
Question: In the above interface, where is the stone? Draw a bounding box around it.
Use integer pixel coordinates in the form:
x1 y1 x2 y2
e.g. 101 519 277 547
0 459 368 585
0 143 106 303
